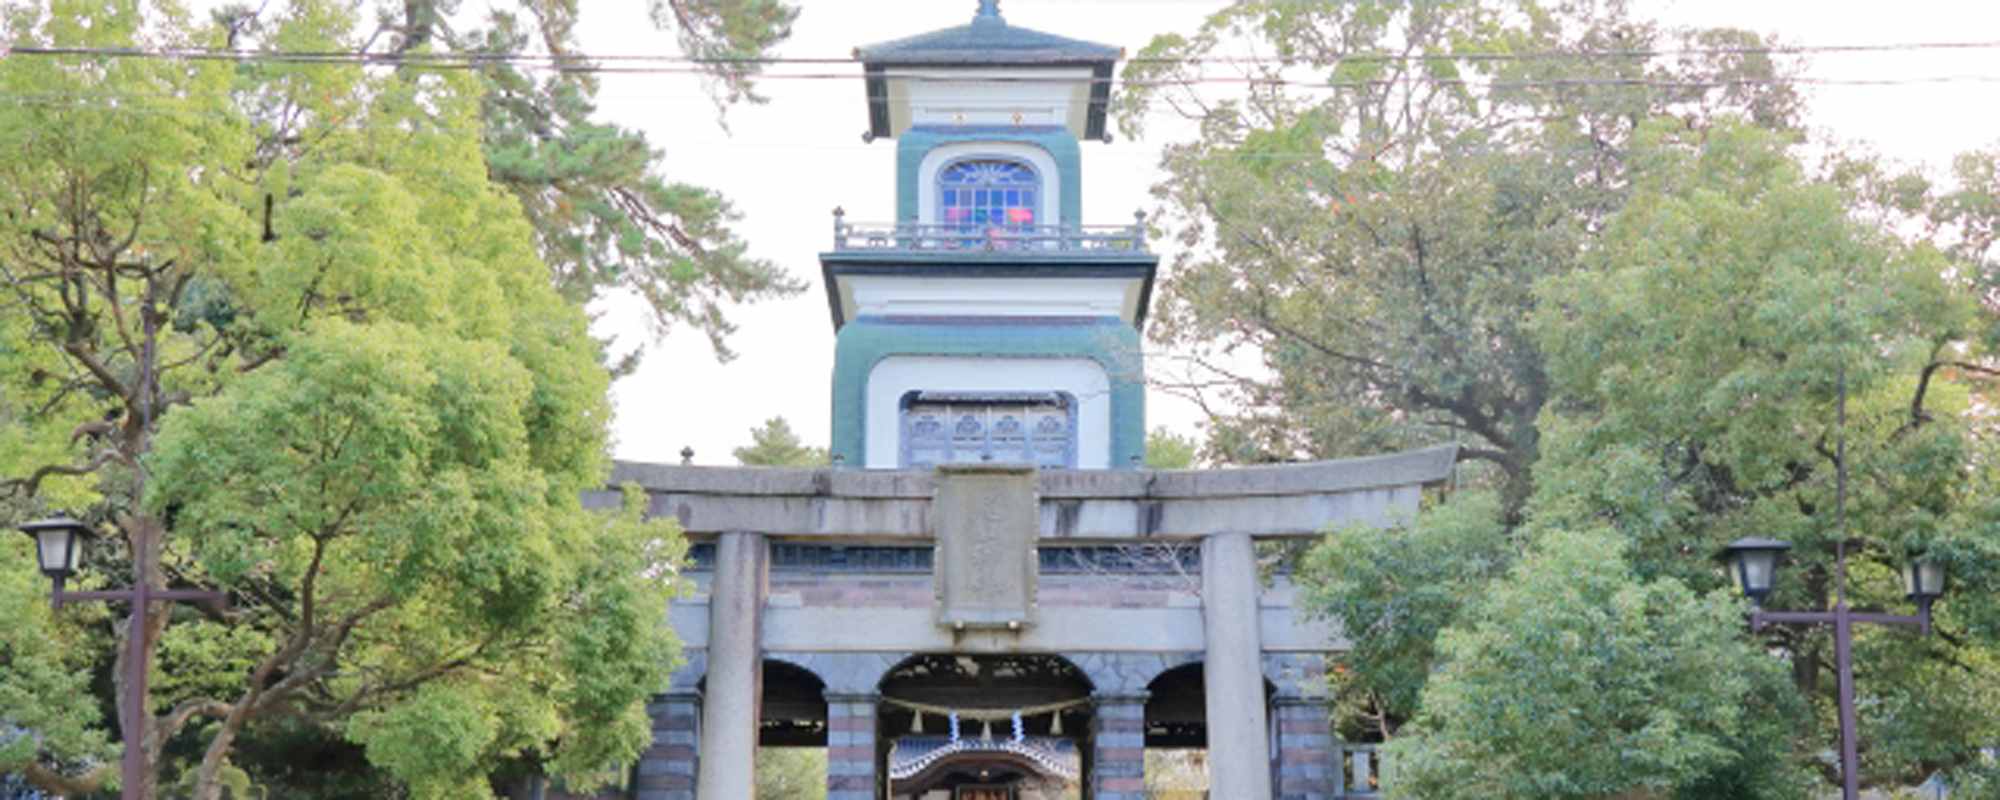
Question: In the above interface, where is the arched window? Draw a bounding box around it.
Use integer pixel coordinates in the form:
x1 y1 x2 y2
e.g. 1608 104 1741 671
939 159 1040 231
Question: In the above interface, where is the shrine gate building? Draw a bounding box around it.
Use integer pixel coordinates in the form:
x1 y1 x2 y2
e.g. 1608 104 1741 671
586 3 1454 798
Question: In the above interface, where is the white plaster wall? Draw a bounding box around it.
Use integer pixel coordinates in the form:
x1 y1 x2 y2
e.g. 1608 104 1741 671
865 355 1111 469
916 141 1060 226
888 67 1093 137
848 275 1133 319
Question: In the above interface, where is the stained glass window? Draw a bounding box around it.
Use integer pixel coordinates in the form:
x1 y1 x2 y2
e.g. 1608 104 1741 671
900 391 1074 468
939 159 1040 232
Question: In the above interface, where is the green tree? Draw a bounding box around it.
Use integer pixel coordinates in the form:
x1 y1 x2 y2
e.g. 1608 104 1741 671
754 748 826 800
1118 0 1800 511
0 533 117 795
0 2 684 797
1140 3 2000 792
1300 493 1512 739
1384 529 1811 800
1144 426 1200 469
1528 119 1998 790
357 0 806 365
1300 120 2000 795
733 416 829 467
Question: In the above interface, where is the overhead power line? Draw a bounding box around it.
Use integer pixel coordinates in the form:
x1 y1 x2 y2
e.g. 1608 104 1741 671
2 38 2000 69
3 50 1999 92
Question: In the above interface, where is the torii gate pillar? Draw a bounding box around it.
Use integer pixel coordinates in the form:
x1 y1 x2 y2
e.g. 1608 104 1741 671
1203 531 1275 797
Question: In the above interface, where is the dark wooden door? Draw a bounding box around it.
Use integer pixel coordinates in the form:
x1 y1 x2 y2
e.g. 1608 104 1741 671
955 786 1012 800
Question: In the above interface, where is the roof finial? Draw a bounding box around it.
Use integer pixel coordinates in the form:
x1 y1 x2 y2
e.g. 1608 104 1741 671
976 0 1002 22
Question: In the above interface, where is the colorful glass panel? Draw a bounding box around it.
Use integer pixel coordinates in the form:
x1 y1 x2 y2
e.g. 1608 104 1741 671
939 159 1039 234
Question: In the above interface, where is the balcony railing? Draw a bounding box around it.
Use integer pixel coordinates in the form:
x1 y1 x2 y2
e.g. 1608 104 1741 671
830 208 1148 254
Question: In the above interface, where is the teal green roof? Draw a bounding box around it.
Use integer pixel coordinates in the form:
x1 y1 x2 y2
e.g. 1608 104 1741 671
857 1 1121 66
856 3 1122 140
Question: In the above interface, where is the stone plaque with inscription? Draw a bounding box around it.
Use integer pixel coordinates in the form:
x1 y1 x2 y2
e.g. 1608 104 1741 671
932 463 1038 631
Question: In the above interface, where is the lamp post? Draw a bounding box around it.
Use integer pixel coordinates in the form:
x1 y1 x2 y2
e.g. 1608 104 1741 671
1720 537 1946 800
17 516 226 800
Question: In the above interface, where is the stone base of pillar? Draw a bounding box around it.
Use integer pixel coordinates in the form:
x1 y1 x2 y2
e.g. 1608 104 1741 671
633 692 701 800
1274 700 1335 800
826 693 879 800
1091 693 1148 800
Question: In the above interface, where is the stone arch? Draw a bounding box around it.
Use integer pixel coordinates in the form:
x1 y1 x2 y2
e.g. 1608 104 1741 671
680 654 835 746
1261 652 1331 702
761 658 830 747
765 650 908 696
1142 661 1278 747
664 649 707 693
877 653 1096 738
1074 651 1202 697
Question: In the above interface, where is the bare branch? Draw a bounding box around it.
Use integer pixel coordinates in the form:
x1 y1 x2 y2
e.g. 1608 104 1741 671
22 761 113 798
0 449 123 498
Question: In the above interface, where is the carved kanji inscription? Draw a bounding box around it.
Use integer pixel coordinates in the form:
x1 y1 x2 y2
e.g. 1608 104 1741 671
933 463 1038 631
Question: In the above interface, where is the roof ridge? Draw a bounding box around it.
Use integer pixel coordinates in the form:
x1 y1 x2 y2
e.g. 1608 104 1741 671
857 7 1122 66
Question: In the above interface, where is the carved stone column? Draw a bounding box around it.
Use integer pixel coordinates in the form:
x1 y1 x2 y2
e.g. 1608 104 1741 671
1273 698 1335 799
1091 692 1149 800
824 692 880 800
632 690 701 800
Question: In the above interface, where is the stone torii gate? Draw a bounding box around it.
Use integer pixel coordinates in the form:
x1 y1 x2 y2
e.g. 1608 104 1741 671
580 6 1462 797
589 444 1454 799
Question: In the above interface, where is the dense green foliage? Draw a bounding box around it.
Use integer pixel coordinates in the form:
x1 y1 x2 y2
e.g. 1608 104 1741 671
1525 120 2000 793
1301 493 1512 740
1384 530 1812 800
734 416 830 467
754 748 827 800
0 1 706 797
380 0 805 364
0 533 116 793
1132 1 2000 795
1144 427 1201 469
1120 0 1801 512
1305 118 2000 797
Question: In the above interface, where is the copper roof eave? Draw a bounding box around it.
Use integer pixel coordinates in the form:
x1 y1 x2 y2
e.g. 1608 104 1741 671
855 16 1122 65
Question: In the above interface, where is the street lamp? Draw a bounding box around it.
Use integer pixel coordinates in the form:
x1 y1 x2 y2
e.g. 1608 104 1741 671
1720 538 1945 800
16 517 226 799
1906 557 1946 634
18 516 88 597
1906 557 1946 600
1720 537 1790 608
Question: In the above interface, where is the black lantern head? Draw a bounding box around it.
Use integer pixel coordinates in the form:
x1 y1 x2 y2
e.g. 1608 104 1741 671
18 516 88 582
1906 558 1946 601
1720 537 1791 606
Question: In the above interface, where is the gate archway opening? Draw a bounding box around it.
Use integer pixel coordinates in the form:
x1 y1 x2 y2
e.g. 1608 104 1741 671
879 653 1094 800
756 659 831 794
760 659 830 746
1141 661 1279 797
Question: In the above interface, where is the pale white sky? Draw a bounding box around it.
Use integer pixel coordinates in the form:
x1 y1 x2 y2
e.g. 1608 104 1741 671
580 0 2000 466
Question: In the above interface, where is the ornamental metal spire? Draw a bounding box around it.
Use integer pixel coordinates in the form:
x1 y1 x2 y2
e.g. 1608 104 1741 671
976 0 1003 23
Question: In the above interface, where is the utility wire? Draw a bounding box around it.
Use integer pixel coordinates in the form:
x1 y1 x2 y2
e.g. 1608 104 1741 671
4 38 2000 66
4 55 2000 91
4 78 1997 159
